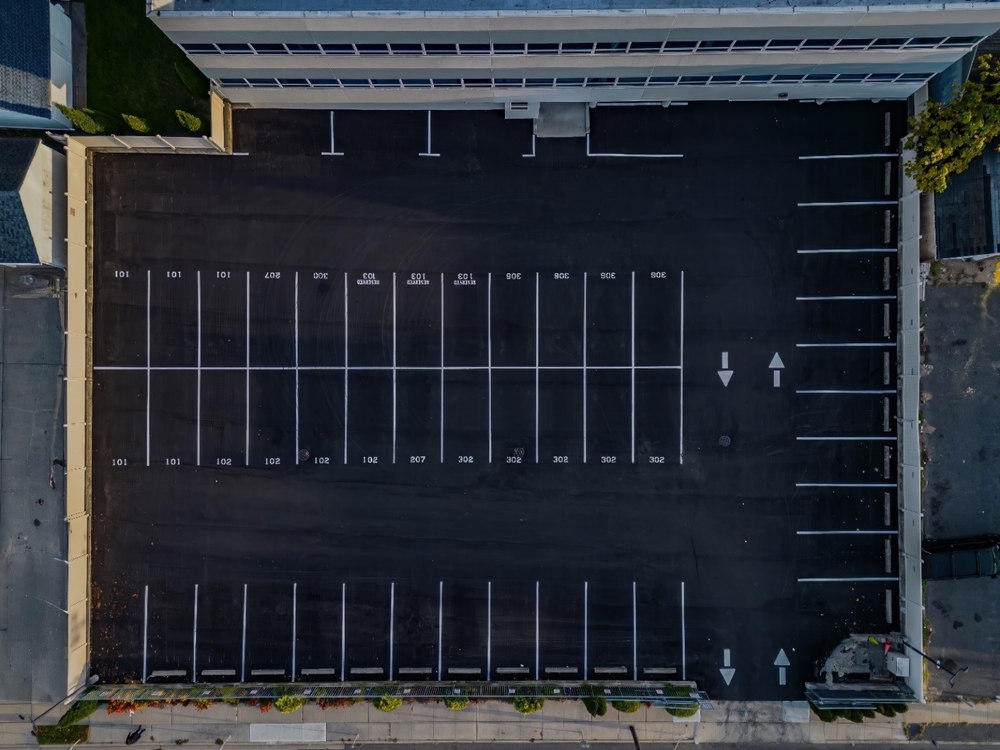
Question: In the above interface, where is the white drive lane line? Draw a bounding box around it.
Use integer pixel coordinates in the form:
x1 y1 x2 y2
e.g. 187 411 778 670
797 482 896 488
146 270 151 467
796 343 896 348
535 273 539 465
798 201 897 207
340 583 346 682
241 583 248 683
192 583 199 681
245 272 250 466
796 389 895 394
419 111 440 157
583 581 588 681
631 272 635 464
95 364 683 372
795 295 895 301
797 248 896 254
295 272 299 465
197 271 202 466
343 274 348 465
440 274 445 464
291 582 297 681
487 581 492 681
798 577 898 582
798 154 898 160
583 273 587 464
142 585 149 684
796 436 896 441
797 530 899 535
679 271 685 465
632 581 637 680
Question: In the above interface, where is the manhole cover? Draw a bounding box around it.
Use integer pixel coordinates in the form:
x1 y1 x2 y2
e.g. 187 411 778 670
298 449 310 462
719 436 731 447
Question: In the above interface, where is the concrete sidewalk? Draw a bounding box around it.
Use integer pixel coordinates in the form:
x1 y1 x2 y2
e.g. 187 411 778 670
6 698 1000 746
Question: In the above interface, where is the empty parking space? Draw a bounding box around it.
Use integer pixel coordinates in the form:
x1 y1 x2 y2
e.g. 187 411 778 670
91 101 906 697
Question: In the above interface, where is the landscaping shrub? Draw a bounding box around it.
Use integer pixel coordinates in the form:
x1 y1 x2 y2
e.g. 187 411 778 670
192 699 211 711
56 104 115 134
513 697 545 716
107 699 140 715
372 696 403 713
36 725 88 745
257 699 272 713
122 114 150 133
274 696 304 714
175 110 203 134
57 699 99 726
581 685 606 717
665 706 699 719
443 697 470 711
611 700 640 714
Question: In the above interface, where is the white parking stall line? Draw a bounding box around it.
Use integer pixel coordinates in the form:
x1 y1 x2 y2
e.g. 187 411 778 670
488 272 492 463
291 582 298 681
192 584 199 680
797 248 896 254
798 577 898 582
795 296 895 301
487 581 492 681
419 111 440 157
245 272 251 467
796 436 896 441
632 581 637 680
797 482 896 488
437 581 443 681
796 389 895 395
631 272 636 464
586 133 683 159
681 581 686 680
295 272 300 465
798 201 897 207
797 343 896 348
146 270 151 467
583 581 588 680
535 273 539 465
389 582 395 681
440 274 445 464
344 275 348 466
340 583 346 682
196 272 202 466
523 134 536 159
798 154 898 160
142 585 149 683
583 273 587 464
392 273 397 465
679 271 685 465
797 530 899 535
321 112 345 156
242 583 248 683
535 581 540 680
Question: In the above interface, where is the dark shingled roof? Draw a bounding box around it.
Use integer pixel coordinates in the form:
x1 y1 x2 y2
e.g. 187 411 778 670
0 139 40 265
0 1 51 120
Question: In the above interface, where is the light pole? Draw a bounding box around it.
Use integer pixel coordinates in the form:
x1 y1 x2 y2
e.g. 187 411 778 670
902 641 969 687
31 675 100 732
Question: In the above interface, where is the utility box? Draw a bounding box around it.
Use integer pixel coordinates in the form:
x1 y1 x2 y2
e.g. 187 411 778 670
504 101 539 120
887 653 910 677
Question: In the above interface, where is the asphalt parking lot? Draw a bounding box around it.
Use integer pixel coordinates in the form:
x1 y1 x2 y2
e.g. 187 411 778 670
89 102 905 700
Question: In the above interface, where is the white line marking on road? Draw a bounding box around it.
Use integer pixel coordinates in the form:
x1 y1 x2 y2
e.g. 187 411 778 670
796 342 896 348
341 583 346 682
535 581 540 680
295 272 300 465
291 582 297 681
798 154 898 160
798 201 897 207
535 273 539 465
681 581 686 680
796 436 896 441
679 271 685 465
142 585 149 683
344 274 348 465
721 352 729 369
487 581 492 681
392 272 397 464
523 133 536 159
438 581 443 681
197 271 202 466
796 389 896 394
719 351 732 386
796 482 896 488
884 492 892 526
798 577 898 582
779 666 786 685
146 270 151 467
795 295 895 301
245 272 250 466
631 272 635 464
242 583 248 683
192 583 199 680
632 580 637 680
321 112 344 156
488 272 492 464
389 581 395 680
444 276 448 464
797 529 899 535
583 273 587 464
774 648 790 666
583 581 588 681
797 248 896 254
419 111 440 157
773 370 781 387
96 364 684 372
586 132 683 158
884 257 891 291
723 648 730 668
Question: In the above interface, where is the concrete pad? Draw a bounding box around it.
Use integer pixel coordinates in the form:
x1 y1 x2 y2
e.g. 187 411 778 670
534 102 588 139
782 700 812 723
249 722 326 742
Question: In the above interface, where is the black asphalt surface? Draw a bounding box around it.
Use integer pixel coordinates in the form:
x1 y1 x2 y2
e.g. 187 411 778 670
90 102 906 700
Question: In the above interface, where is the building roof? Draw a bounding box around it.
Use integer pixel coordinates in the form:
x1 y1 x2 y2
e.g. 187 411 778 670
0 139 41 265
0 1 51 120
163 0 994 11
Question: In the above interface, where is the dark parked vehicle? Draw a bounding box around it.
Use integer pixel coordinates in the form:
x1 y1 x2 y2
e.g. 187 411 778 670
923 534 1000 580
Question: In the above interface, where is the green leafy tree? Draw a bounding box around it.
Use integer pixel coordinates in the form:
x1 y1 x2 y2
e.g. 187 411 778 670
443 696 470 711
512 697 545 715
905 54 1000 193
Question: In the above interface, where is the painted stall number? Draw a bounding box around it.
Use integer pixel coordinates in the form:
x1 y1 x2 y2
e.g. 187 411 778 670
217 271 231 279
553 456 569 464
114 270 129 278
458 456 474 463
314 456 330 464
216 458 232 466
363 456 378 464
506 273 522 280
313 272 329 280
650 272 667 279
410 456 425 463
407 273 429 286
554 273 569 280
649 456 665 464
165 458 180 466
600 272 615 280
112 458 127 467
506 456 521 464
264 271 280 279
167 271 181 278
601 456 617 464
264 457 281 465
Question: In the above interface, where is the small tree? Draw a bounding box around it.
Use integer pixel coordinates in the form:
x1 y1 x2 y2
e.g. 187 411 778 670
611 700 640 714
175 110 203 134
274 695 304 714
55 104 114 134
443 696 470 711
905 54 1000 193
122 114 150 134
581 685 607 717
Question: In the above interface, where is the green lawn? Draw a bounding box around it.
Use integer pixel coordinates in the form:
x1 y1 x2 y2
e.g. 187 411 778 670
35 724 89 745
84 0 209 135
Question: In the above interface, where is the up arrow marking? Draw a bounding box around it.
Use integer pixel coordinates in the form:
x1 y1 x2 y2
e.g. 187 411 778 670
718 370 733 387
769 353 785 369
774 649 790 667
719 668 735 685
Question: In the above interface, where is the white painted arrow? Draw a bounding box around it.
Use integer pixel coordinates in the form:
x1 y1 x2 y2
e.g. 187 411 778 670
769 353 784 387
774 649 790 666
719 668 735 685
719 352 733 387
